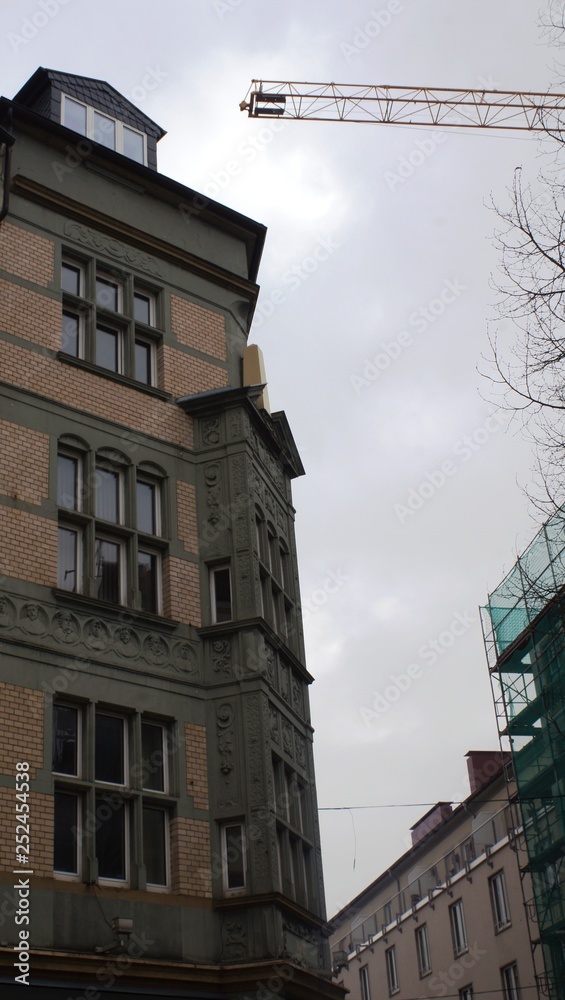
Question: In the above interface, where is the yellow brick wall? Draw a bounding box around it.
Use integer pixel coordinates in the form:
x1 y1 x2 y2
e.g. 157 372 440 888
159 344 228 398
0 278 60 351
0 341 194 448
0 422 50 505
162 557 201 627
0 509 57 587
177 482 198 555
170 817 212 897
185 723 209 810
0 787 53 877
0 683 44 778
170 295 227 361
0 223 54 287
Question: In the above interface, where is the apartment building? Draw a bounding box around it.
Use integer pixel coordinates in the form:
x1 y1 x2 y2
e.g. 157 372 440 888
329 751 536 1000
0 68 343 1000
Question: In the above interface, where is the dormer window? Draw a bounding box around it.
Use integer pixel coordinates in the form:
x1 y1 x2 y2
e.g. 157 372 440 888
62 95 147 165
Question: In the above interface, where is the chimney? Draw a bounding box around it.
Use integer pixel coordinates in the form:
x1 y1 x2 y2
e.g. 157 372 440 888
465 750 509 795
410 802 453 847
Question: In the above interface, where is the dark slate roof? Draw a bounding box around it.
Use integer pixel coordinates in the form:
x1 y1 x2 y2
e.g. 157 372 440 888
13 68 166 140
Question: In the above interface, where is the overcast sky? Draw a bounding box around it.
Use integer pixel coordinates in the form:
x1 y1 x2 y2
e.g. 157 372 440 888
3 0 560 917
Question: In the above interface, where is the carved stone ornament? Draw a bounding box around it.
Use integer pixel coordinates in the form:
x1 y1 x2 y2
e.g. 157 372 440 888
114 627 140 658
21 603 48 635
212 639 231 676
52 611 81 645
204 463 221 487
216 703 235 783
143 634 169 666
222 917 246 960
172 641 198 674
84 618 111 651
0 596 17 629
64 221 163 276
202 417 220 446
282 720 293 758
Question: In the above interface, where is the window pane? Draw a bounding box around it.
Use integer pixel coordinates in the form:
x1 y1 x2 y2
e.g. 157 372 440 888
95 714 124 783
124 127 145 163
62 311 80 356
61 262 81 295
143 807 166 885
58 454 78 509
213 568 232 622
58 527 79 592
96 278 119 312
137 480 156 534
141 723 164 791
135 339 152 384
95 467 120 522
95 538 121 604
63 98 86 135
134 292 152 325
93 111 116 150
53 705 78 775
96 795 125 880
225 824 245 889
96 325 120 372
138 550 159 613
54 792 78 873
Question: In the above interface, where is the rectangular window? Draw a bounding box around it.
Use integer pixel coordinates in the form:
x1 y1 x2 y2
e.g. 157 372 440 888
385 947 399 994
62 97 87 136
359 965 371 1000
62 95 146 164
138 549 160 613
53 704 79 775
54 791 79 875
95 713 125 784
95 536 123 604
58 453 80 510
96 324 122 373
62 310 81 357
96 274 122 312
58 526 80 592
450 899 468 956
134 290 155 325
93 111 116 151
134 337 154 385
211 565 232 623
502 964 520 1000
223 823 246 890
136 479 159 535
61 259 83 296
141 722 165 792
490 871 511 931
95 466 122 523
415 924 431 976
143 806 167 886
123 127 145 164
459 988 474 1000
96 794 126 881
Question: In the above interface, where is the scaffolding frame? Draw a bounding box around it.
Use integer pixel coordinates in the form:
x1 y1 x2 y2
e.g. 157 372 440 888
481 511 565 1000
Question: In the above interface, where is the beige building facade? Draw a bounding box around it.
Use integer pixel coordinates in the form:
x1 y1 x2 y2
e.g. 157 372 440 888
330 752 537 1000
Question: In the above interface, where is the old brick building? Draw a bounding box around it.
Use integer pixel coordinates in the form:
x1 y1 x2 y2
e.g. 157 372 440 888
0 68 343 1000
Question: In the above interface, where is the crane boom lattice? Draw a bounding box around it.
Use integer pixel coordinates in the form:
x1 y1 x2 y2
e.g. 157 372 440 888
241 80 565 131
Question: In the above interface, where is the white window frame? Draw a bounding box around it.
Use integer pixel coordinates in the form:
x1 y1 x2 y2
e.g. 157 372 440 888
96 792 129 886
94 532 126 606
95 320 124 375
138 546 163 616
53 789 82 881
52 702 81 778
490 870 511 931
57 449 83 512
95 711 128 788
210 564 232 623
502 963 520 1000
134 288 156 327
459 987 474 1000
221 822 246 894
143 805 170 890
136 476 161 536
385 946 399 995
95 463 125 525
96 271 124 314
141 720 168 794
58 524 83 594
450 899 468 956
134 335 157 387
359 965 371 1000
61 257 85 297
416 924 431 976
62 94 147 165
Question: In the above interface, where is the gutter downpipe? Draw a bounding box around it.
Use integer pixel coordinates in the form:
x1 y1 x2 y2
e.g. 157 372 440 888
0 111 15 224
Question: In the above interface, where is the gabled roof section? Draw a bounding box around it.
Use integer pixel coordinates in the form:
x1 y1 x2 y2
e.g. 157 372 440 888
13 67 166 140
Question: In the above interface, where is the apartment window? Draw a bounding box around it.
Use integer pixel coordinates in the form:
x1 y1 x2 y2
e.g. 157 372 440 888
450 899 468 956
57 443 165 614
60 255 160 386
459 987 474 1000
385 946 399 994
222 823 246 891
359 965 371 1000
53 703 172 888
415 924 432 976
61 95 147 165
255 510 295 645
211 565 232 623
490 870 511 931
272 754 315 910
502 963 520 1000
